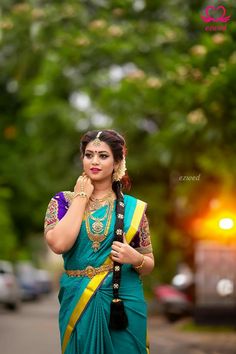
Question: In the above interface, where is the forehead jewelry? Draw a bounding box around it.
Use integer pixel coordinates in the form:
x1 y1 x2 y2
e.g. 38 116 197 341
92 131 103 147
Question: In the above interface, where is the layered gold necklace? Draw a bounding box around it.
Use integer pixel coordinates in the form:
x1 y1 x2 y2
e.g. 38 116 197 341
85 192 115 252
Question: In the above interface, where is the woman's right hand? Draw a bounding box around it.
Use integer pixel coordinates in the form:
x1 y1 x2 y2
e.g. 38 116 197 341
74 173 94 200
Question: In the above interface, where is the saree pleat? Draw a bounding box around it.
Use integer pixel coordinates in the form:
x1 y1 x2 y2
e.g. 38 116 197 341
59 276 90 342
64 287 148 353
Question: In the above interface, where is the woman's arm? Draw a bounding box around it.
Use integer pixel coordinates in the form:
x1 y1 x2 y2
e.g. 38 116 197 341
111 211 155 276
132 252 155 276
45 175 93 254
45 196 87 254
111 238 155 276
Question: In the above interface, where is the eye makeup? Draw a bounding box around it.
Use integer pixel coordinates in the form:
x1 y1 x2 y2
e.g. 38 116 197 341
84 150 110 159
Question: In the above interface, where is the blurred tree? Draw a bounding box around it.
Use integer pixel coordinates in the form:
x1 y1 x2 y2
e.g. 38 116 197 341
0 187 17 259
0 0 236 281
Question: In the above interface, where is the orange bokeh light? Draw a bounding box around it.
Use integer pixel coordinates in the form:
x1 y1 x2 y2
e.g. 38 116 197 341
192 211 236 242
219 218 234 230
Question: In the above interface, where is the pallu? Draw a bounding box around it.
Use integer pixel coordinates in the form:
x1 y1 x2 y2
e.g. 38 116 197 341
44 193 152 354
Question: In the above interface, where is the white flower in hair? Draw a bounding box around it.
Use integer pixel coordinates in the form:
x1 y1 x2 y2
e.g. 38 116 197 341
112 158 127 181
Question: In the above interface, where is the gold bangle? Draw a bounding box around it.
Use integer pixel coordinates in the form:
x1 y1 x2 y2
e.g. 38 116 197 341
73 191 88 200
134 255 145 270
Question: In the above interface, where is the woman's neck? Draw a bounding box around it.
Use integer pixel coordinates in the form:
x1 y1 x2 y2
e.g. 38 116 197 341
92 180 113 199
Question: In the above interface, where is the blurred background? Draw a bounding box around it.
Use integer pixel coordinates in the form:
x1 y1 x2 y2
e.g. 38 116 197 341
0 0 236 353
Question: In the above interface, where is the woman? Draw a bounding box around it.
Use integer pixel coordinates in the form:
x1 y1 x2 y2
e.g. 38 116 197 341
44 130 155 354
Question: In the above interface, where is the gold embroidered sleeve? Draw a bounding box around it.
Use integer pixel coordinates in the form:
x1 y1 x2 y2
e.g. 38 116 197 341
44 191 71 235
44 198 59 235
131 213 153 254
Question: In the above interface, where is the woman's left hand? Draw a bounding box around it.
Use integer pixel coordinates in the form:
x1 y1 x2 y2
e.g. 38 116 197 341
110 234 143 266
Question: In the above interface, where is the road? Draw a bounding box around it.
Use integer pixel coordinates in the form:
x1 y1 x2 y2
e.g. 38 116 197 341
148 316 236 354
0 293 60 354
0 293 235 354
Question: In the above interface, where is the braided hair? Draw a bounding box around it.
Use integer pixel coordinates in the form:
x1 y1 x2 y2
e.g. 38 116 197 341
80 130 131 330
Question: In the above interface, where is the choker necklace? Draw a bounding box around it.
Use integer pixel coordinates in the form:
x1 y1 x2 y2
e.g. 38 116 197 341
89 191 114 210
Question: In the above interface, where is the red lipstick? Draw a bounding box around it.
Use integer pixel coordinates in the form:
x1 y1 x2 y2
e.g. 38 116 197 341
90 168 101 173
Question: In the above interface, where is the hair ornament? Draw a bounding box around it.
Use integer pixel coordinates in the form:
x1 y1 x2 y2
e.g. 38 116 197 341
92 131 103 146
112 158 127 182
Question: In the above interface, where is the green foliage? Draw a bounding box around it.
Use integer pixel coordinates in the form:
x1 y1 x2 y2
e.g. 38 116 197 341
0 188 17 260
1 1 236 282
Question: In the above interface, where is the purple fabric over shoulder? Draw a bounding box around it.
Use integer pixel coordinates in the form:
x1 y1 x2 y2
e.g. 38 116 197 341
53 192 69 221
44 191 70 233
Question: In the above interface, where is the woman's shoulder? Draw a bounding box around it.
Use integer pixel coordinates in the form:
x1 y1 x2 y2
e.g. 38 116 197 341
123 194 147 205
51 191 74 207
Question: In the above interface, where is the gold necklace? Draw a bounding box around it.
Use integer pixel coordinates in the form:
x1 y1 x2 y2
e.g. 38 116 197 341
85 198 114 252
90 207 109 234
89 191 113 210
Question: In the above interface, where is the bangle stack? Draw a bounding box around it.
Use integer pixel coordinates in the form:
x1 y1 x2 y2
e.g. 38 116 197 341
134 255 145 270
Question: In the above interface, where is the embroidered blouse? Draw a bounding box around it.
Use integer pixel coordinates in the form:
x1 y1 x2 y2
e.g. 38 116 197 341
44 191 153 255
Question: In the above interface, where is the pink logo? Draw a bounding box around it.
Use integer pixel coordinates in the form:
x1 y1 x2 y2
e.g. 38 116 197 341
201 5 231 23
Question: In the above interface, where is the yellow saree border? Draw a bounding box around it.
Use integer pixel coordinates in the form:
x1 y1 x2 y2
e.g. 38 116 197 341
125 199 146 244
146 328 150 354
62 199 146 354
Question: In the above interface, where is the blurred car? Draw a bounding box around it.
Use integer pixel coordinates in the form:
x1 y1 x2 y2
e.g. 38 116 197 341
36 269 53 295
16 261 41 301
154 263 194 322
154 284 193 322
0 260 21 310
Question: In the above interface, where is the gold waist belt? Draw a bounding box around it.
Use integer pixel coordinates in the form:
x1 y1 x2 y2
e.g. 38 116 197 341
65 263 113 279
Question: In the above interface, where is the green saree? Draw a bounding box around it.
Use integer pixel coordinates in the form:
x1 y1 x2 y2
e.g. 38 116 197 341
44 193 151 354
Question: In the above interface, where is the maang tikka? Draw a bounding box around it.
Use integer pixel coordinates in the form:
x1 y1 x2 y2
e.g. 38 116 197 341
92 131 102 146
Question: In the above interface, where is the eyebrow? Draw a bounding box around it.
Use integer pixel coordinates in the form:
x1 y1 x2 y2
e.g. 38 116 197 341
85 149 110 154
